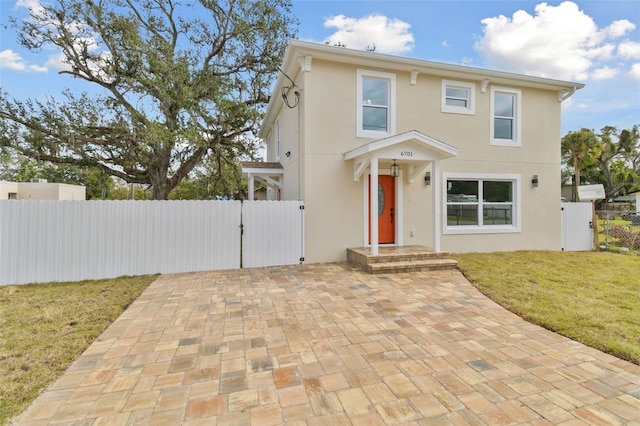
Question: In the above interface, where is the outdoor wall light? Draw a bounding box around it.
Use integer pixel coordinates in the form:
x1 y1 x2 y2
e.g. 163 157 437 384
425 171 431 186
285 151 291 157
532 175 539 188
390 160 400 177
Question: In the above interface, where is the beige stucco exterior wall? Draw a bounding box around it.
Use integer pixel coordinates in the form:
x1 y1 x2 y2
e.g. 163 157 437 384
0 181 20 199
267 53 567 262
266 70 305 201
1 182 86 200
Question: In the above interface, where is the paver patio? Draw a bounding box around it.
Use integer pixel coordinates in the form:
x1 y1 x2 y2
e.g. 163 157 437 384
14 263 640 425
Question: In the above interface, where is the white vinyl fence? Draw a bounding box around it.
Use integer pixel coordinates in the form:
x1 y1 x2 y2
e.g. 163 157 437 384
561 202 593 251
0 200 304 286
242 201 305 268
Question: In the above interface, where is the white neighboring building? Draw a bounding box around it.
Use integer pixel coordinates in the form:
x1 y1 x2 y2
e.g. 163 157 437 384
0 179 86 200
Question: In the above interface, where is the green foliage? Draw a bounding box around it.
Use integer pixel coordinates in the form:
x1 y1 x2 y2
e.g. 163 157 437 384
1 0 297 199
562 125 640 204
169 154 245 200
561 128 600 201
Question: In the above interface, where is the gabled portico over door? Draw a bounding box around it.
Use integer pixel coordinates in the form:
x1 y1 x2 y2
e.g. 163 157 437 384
344 130 458 255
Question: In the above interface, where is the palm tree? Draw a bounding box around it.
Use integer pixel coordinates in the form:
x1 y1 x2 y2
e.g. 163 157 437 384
561 128 601 201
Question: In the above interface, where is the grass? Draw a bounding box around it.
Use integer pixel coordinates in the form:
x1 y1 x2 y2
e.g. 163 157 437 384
452 251 640 365
0 275 157 425
2 252 640 423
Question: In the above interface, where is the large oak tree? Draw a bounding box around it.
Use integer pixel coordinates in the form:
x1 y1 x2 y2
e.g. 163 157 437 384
0 0 296 199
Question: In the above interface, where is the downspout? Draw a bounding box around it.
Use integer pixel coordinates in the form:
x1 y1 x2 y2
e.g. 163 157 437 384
298 90 301 200
433 161 441 251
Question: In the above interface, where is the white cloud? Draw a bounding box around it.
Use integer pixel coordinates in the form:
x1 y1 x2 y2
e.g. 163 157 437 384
474 1 638 82
442 40 450 48
604 19 636 38
44 51 68 71
0 49 47 72
618 40 640 59
630 64 640 80
0 49 27 71
16 0 45 17
591 66 618 80
28 64 48 72
323 14 414 54
584 44 615 60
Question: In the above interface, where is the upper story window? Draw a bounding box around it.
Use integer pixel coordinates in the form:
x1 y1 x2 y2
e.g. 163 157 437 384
490 86 521 147
357 69 396 138
444 173 521 234
441 80 475 115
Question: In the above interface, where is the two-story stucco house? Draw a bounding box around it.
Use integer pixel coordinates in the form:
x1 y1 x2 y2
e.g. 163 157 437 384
242 40 584 264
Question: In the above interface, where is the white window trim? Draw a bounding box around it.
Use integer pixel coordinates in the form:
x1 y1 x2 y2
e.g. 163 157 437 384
442 173 521 235
356 69 396 138
441 79 475 115
490 86 521 147
274 117 280 161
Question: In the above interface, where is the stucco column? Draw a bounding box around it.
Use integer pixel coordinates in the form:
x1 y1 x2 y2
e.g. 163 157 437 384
433 161 441 251
370 158 379 255
248 174 254 201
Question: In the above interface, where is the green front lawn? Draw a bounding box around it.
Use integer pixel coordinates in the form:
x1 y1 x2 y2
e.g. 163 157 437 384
453 251 640 365
0 276 157 425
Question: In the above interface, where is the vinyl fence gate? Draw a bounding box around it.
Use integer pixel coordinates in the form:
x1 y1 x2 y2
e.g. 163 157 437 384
0 200 305 286
561 202 593 251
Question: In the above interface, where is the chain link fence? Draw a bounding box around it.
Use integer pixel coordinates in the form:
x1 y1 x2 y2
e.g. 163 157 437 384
597 210 640 251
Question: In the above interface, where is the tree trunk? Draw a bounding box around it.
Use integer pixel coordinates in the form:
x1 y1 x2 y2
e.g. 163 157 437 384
573 155 581 201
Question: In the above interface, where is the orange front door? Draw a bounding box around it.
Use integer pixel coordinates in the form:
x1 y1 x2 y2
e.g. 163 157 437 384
369 175 396 244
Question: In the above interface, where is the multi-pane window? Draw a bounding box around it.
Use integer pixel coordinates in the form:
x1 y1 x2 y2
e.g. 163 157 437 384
441 80 475 115
362 78 389 132
490 87 521 146
444 174 520 233
446 87 469 107
494 93 514 139
357 69 396 137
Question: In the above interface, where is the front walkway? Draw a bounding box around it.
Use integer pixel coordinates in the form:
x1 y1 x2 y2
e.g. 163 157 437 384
15 264 640 425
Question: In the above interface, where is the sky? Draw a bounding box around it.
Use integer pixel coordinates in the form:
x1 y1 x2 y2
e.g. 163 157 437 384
1 0 639 135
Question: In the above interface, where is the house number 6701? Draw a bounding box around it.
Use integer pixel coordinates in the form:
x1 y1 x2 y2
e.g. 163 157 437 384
400 151 413 157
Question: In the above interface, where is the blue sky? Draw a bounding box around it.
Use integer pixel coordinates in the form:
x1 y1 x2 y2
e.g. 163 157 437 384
1 0 639 135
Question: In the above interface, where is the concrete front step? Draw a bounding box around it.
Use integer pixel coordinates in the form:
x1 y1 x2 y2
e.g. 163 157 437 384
346 246 458 274
366 258 459 274
363 251 450 264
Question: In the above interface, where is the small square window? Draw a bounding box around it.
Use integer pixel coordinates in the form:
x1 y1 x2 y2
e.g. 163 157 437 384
441 80 475 115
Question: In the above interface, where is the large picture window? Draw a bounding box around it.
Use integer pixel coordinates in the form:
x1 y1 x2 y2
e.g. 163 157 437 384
490 87 521 146
357 69 396 138
444 174 520 234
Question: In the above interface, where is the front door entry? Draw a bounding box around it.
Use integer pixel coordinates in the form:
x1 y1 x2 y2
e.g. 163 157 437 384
369 175 396 244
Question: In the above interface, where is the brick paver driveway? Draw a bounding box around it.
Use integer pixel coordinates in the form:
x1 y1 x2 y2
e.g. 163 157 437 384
16 264 640 425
